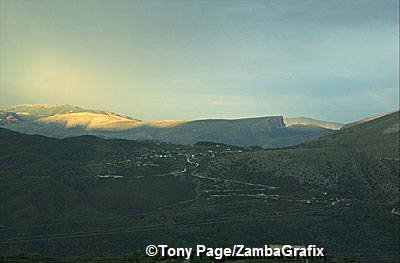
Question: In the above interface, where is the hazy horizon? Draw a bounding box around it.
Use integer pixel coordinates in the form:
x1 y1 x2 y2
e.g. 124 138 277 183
1 0 399 123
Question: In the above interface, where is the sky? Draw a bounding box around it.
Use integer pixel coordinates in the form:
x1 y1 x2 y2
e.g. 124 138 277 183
0 0 398 123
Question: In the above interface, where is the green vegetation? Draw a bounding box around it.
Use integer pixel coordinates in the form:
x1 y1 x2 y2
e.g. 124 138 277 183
303 111 399 158
0 112 398 262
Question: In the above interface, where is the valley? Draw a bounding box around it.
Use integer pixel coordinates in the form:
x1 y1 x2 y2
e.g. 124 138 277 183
2 0 398 261
0 111 398 262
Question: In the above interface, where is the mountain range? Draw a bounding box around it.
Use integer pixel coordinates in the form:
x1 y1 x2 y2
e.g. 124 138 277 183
0 109 398 260
0 104 343 148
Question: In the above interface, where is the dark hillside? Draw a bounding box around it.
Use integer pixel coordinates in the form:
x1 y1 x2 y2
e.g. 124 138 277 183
0 111 398 261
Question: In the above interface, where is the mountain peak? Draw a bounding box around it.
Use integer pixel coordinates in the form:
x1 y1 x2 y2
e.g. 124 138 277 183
4 103 392 148
0 104 142 122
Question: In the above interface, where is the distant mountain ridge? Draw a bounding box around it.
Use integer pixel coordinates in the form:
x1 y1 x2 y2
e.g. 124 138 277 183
0 104 344 148
0 108 398 258
284 117 342 130
0 104 141 121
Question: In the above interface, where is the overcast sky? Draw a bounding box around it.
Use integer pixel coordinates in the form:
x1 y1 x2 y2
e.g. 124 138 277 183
1 0 398 122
